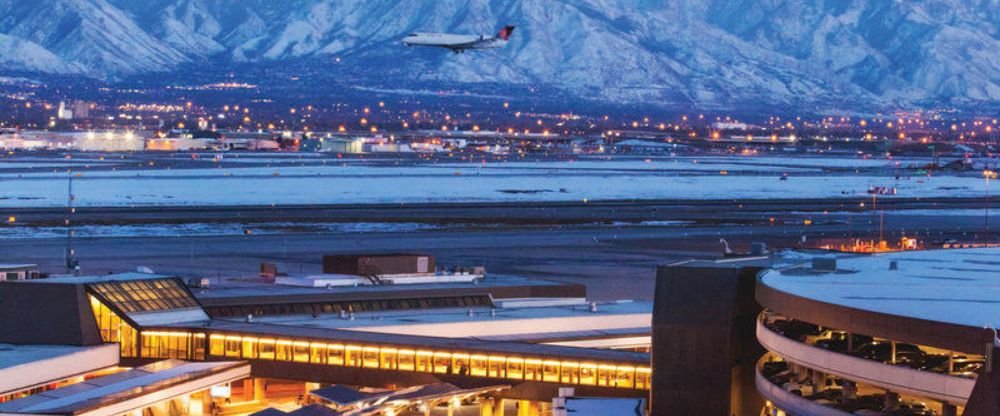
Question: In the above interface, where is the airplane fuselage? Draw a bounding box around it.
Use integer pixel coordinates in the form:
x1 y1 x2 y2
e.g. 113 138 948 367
402 26 515 53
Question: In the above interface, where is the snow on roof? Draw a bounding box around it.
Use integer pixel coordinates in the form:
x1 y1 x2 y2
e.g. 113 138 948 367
0 264 36 270
239 300 651 336
0 344 112 371
761 248 1000 330
26 272 173 284
0 360 249 415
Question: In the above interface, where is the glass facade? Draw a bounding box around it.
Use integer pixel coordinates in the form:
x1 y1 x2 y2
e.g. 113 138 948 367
85 282 651 391
203 333 651 390
89 279 199 314
89 295 138 357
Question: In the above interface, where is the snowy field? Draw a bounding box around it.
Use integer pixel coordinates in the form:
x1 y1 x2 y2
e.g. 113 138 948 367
0 156 986 207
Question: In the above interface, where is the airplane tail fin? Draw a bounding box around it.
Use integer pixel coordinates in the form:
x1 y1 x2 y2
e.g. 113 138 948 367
497 25 516 41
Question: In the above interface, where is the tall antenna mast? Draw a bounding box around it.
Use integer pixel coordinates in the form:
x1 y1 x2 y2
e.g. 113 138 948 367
65 169 77 273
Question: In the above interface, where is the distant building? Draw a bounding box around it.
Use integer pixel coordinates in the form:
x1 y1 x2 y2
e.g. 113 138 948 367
0 264 39 281
70 100 91 119
56 101 73 120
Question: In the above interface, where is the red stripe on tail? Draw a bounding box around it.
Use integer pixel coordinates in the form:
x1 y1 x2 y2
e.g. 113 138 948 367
498 25 516 41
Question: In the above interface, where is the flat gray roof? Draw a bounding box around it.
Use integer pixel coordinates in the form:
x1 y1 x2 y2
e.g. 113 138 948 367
0 344 107 370
244 300 651 330
760 248 1000 330
163 319 649 365
0 360 248 415
22 272 174 285
193 274 572 300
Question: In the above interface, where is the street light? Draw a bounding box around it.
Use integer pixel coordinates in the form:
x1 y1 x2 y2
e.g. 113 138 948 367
986 170 998 235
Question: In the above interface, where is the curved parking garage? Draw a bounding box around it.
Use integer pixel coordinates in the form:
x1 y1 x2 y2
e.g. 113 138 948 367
758 312 976 405
754 248 1000 416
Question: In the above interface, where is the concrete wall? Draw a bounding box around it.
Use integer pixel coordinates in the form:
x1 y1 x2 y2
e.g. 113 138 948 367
0 282 103 345
651 260 765 416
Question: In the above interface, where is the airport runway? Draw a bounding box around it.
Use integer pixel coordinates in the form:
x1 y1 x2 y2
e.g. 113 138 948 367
0 202 993 301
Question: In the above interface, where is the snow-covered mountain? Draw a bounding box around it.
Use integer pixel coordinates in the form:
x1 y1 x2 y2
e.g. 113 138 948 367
1 0 999 111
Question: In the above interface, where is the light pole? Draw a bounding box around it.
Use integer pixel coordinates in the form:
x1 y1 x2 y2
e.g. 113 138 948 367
986 170 998 236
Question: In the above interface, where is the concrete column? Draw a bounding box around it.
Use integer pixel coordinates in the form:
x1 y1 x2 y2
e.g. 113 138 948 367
447 401 455 416
890 341 897 365
941 403 958 416
841 381 857 403
254 378 266 401
480 398 495 416
493 398 506 416
173 396 190 416
528 401 541 416
422 403 432 416
884 391 900 410
243 379 254 402
517 400 531 416
200 390 212 416
810 370 825 392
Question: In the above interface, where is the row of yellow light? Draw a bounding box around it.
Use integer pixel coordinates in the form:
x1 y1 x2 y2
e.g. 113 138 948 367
188 333 651 390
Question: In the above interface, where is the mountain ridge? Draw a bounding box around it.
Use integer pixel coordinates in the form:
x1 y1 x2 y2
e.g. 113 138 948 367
1 0 999 111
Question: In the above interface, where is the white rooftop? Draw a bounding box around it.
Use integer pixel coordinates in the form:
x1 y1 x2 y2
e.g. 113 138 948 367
0 344 119 396
761 248 1000 330
0 360 249 416
229 300 651 340
0 264 36 270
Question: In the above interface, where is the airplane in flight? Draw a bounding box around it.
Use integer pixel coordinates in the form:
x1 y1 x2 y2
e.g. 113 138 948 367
402 25 516 53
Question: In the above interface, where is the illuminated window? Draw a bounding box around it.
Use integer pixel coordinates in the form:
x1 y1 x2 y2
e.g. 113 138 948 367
225 336 241 358
345 345 362 367
310 343 327 364
361 347 380 368
470 355 488 377
579 363 597 385
293 342 310 363
397 350 415 371
89 296 138 357
561 362 580 384
488 357 506 378
380 348 397 370
433 352 451 374
89 279 199 314
635 367 651 390
259 339 276 360
507 358 524 380
452 353 470 376
209 335 225 356
276 340 293 361
416 351 433 372
597 365 615 387
242 337 258 359
524 359 542 381
327 344 345 366
616 366 635 389
136 329 651 391
543 361 560 383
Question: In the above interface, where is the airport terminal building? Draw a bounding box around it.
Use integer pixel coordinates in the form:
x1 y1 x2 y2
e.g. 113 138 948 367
4 248 1000 415
0 257 651 416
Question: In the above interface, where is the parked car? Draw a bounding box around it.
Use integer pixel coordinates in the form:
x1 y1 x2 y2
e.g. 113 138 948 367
921 356 985 377
769 318 821 341
812 330 873 353
851 341 925 366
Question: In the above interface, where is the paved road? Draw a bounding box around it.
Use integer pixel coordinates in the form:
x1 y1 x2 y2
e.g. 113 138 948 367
1 207 992 301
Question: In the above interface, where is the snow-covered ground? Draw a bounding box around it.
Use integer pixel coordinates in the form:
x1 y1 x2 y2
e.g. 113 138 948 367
0 157 986 207
0 219 694 239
